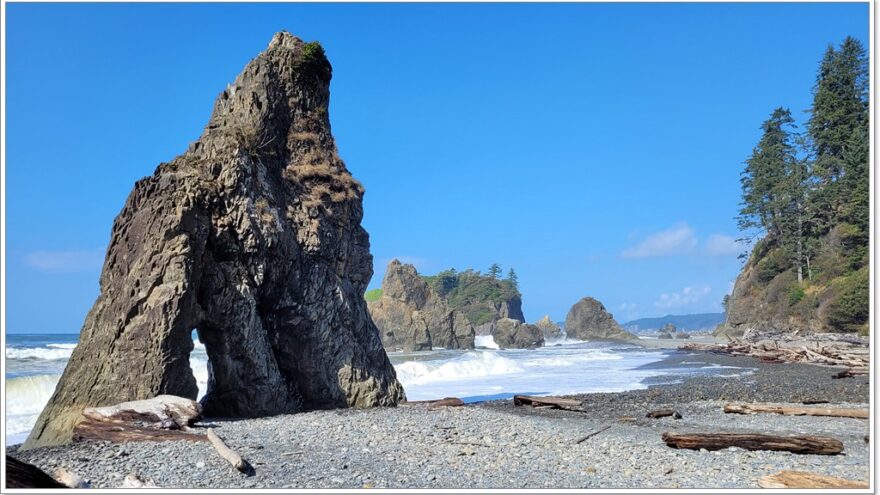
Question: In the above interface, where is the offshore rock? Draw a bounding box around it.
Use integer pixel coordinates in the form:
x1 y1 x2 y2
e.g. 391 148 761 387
491 318 545 349
24 32 405 449
534 315 564 341
564 297 637 342
369 260 475 351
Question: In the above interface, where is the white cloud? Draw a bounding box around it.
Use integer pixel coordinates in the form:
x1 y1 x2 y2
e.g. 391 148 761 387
655 285 712 309
621 223 697 258
704 234 742 257
24 249 104 273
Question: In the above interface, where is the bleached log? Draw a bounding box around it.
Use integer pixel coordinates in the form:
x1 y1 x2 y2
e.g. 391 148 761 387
758 470 868 488
646 409 682 419
402 397 465 409
661 432 843 455
207 428 252 474
724 403 868 419
83 395 202 429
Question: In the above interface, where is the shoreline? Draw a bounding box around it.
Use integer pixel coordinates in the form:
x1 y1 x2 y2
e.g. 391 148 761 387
7 350 870 489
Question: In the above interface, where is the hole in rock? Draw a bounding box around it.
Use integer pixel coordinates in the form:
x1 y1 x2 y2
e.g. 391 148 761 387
190 329 210 401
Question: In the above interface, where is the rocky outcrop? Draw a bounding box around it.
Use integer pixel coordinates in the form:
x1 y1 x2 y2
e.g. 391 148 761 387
23 32 405 450
491 318 544 349
369 261 475 351
658 323 676 339
534 315 564 341
564 297 637 342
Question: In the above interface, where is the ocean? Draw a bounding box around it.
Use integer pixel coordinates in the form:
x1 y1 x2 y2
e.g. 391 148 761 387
5 333 752 446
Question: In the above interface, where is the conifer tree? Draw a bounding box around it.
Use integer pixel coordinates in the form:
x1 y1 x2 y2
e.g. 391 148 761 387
488 263 502 279
506 268 519 290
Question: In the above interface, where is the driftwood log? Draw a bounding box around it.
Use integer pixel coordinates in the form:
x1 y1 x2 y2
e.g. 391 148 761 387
207 428 253 474
661 432 843 455
646 409 682 419
83 395 202 429
73 419 208 443
724 403 868 419
678 333 869 370
5 456 67 489
513 395 583 411
758 470 869 488
402 397 465 410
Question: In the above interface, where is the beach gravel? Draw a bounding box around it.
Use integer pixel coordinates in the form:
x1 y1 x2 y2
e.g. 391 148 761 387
8 352 870 489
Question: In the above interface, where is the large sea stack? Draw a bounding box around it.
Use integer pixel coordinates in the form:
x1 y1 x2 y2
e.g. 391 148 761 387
565 297 637 341
24 32 405 450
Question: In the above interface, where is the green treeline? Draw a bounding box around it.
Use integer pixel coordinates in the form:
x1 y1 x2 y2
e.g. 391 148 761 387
423 264 520 326
737 37 869 333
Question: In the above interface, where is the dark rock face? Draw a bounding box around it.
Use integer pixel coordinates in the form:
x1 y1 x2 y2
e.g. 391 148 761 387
491 318 544 349
369 260 475 351
24 32 405 450
564 297 637 342
534 315 564 341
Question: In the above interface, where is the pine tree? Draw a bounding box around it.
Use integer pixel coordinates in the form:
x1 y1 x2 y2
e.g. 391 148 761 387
807 37 868 227
506 268 519 290
738 108 797 240
488 263 501 279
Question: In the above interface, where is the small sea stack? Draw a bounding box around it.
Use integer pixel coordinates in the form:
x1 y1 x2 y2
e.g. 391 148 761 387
564 297 637 341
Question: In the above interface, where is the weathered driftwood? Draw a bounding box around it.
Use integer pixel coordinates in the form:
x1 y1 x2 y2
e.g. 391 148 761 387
678 333 869 370
661 432 843 455
5 456 67 489
83 395 202 429
513 395 582 411
758 470 869 488
73 419 208 443
646 409 682 419
724 403 868 419
54 468 90 488
575 425 612 444
207 428 252 474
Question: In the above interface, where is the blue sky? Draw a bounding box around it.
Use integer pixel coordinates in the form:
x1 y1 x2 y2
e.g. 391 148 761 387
5 3 868 333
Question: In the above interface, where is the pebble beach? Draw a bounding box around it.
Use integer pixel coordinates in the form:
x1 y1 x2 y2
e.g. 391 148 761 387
7 350 870 489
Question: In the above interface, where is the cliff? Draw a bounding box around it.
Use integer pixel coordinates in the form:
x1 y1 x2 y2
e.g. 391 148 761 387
716 231 868 337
